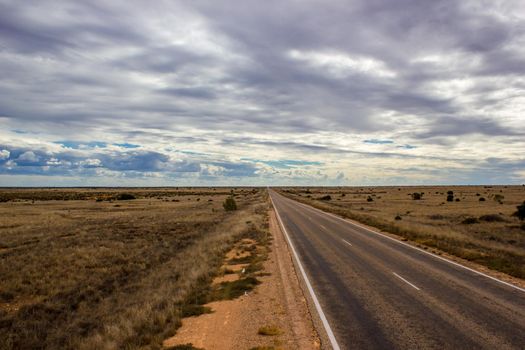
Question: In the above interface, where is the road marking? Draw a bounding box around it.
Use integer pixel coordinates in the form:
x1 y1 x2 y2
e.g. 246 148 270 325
341 238 352 247
270 195 341 350
283 194 525 294
393 272 421 291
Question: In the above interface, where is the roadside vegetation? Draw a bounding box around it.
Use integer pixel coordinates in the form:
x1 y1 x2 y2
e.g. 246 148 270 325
278 186 525 279
0 187 267 349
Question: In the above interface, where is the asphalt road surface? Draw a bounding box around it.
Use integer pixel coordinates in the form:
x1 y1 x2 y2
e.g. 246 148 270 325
269 190 525 350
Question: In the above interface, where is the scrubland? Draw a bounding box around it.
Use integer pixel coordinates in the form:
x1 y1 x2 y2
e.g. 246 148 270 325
0 188 268 350
278 186 525 279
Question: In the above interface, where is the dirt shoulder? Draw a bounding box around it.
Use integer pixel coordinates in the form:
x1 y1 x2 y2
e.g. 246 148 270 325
163 210 320 350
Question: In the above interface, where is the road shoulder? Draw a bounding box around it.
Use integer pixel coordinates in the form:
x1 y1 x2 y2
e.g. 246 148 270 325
163 209 320 349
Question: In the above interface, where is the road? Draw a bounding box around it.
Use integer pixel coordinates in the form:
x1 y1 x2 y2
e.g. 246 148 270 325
269 190 525 350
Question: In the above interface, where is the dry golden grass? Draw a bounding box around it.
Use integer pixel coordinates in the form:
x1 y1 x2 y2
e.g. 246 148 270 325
279 186 525 279
0 187 267 350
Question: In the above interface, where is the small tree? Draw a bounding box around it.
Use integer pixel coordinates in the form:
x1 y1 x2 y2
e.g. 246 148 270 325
223 196 237 211
515 201 525 220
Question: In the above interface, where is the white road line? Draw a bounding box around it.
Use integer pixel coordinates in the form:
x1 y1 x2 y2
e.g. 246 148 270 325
284 194 525 294
393 272 421 291
270 195 341 350
342 238 353 247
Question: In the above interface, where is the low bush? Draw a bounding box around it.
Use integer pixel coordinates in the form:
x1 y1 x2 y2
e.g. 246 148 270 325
514 201 525 220
319 195 332 201
412 192 422 200
479 214 505 222
116 193 136 200
367 196 373 202
223 197 237 211
257 325 282 336
446 194 454 202
479 197 486 202
429 214 444 220
462 217 479 225
395 215 402 220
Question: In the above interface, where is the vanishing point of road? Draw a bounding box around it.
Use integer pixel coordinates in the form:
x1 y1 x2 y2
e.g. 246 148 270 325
269 190 525 350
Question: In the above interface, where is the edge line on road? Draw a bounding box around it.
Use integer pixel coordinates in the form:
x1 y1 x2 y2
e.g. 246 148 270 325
270 194 341 350
280 193 525 294
393 272 421 291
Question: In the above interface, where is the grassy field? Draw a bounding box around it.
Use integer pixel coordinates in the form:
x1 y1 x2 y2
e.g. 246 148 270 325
0 188 268 349
277 186 525 279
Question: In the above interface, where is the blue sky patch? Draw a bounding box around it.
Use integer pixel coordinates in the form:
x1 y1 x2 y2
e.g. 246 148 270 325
363 139 394 144
56 141 107 149
114 143 140 148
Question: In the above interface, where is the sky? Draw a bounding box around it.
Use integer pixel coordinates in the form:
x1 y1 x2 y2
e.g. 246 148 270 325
1 0 524 186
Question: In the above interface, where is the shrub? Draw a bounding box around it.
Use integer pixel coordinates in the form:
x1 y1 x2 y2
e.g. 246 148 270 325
367 196 373 202
429 214 444 220
446 194 454 202
257 325 282 336
479 214 505 222
514 201 525 220
395 215 402 220
479 197 486 202
223 196 237 211
319 195 332 201
462 217 479 224
447 190 454 195
412 192 422 200
116 193 136 200
455 198 460 202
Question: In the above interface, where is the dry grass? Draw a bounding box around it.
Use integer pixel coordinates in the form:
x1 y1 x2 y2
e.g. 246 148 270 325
278 186 525 279
0 187 267 349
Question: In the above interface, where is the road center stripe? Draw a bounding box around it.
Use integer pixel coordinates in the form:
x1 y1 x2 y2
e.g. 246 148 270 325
342 238 353 247
393 272 421 291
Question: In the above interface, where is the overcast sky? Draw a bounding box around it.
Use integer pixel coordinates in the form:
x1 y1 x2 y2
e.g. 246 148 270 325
1 0 524 186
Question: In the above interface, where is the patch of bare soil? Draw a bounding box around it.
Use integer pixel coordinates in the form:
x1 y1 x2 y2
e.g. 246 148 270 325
163 210 320 349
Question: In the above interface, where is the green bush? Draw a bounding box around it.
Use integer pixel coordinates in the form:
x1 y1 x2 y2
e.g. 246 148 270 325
223 196 237 211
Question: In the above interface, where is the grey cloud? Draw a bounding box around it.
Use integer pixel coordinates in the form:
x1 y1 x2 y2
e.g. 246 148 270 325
416 116 522 138
1 0 524 185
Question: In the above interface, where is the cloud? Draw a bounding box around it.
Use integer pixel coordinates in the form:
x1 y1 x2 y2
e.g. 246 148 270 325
0 150 9 160
0 0 524 185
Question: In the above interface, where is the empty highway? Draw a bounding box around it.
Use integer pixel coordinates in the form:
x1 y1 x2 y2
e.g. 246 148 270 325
270 190 525 349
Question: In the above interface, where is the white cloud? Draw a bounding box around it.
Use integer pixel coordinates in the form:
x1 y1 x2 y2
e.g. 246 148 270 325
0 149 9 160
288 50 397 78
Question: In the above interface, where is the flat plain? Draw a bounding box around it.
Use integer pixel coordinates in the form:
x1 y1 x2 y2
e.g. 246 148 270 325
278 185 525 280
0 188 268 349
